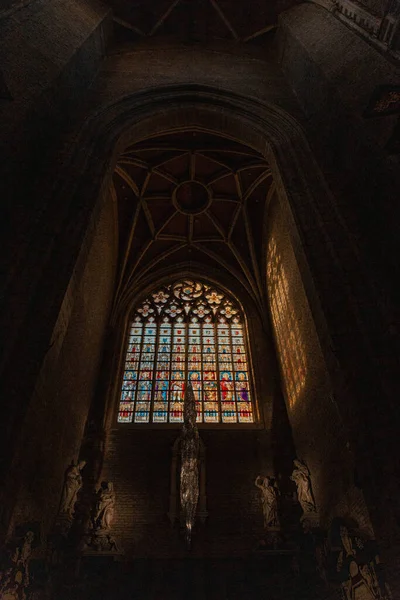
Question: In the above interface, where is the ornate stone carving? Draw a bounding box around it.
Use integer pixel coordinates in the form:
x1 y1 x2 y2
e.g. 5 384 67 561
180 382 200 548
0 530 35 598
59 460 86 518
330 520 392 600
80 482 120 555
255 475 280 529
92 481 115 532
290 459 317 514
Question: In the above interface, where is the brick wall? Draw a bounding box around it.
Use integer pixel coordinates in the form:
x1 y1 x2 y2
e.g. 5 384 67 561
101 428 270 559
5 193 117 537
266 191 372 531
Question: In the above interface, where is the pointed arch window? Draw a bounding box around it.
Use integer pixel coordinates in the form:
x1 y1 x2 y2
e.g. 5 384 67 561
118 280 255 425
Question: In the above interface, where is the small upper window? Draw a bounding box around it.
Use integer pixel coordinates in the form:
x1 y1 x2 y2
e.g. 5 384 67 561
117 279 255 425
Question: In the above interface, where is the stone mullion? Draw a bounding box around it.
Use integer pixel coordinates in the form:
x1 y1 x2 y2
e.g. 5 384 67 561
214 320 222 424
149 319 160 424
237 320 253 423
167 319 173 423
198 319 203 423
228 321 238 423
135 320 145 421
184 319 189 421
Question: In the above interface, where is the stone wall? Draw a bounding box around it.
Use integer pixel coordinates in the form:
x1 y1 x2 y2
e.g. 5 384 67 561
4 191 117 537
266 190 373 532
1 0 399 582
0 0 112 439
277 2 400 286
277 3 400 561
101 428 270 559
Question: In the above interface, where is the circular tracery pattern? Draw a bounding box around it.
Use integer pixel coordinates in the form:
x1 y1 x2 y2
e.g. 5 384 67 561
118 280 255 426
173 280 204 301
174 181 211 215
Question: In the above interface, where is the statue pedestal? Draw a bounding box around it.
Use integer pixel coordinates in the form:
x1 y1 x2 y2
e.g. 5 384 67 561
197 509 209 524
264 526 282 550
300 511 320 529
53 513 74 536
79 528 122 555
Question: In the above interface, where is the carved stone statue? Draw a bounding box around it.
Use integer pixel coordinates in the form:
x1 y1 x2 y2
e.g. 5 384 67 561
59 460 86 517
333 520 392 600
255 476 280 528
93 481 115 531
0 530 35 596
19 531 34 568
290 459 317 513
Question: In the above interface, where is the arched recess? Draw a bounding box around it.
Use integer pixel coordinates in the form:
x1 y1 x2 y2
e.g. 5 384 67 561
0 84 384 540
102 268 275 433
44 87 377 431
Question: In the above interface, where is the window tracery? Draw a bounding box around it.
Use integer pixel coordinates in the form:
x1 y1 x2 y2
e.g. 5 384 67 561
118 280 255 424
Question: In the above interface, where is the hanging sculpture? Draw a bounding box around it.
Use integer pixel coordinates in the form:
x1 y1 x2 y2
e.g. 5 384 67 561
180 381 200 548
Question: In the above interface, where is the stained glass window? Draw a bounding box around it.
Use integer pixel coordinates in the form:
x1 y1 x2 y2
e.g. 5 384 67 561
118 280 255 424
267 239 307 407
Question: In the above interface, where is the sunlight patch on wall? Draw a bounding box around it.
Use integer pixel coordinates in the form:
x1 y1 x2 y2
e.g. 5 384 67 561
267 239 307 408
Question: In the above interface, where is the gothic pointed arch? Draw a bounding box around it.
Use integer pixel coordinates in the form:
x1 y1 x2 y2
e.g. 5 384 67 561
117 278 256 425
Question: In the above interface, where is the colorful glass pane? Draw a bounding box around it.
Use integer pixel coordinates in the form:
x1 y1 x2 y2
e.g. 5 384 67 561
237 403 253 423
221 404 237 423
153 408 168 423
121 380 136 391
118 403 134 423
134 404 150 423
121 391 134 402
204 402 219 423
170 401 184 422
118 280 255 424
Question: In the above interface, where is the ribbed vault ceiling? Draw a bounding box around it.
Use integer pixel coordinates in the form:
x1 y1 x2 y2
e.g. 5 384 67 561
109 0 300 43
112 130 273 309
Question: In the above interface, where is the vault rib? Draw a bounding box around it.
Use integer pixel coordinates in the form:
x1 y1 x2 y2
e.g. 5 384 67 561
205 210 227 241
113 17 145 37
119 238 154 300
155 210 180 238
207 170 233 186
114 166 140 197
243 170 272 202
243 204 263 299
196 152 234 172
190 152 196 180
208 0 239 40
191 242 249 290
228 204 242 240
228 241 260 304
118 158 149 170
149 0 182 36
243 24 277 43
134 242 188 280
